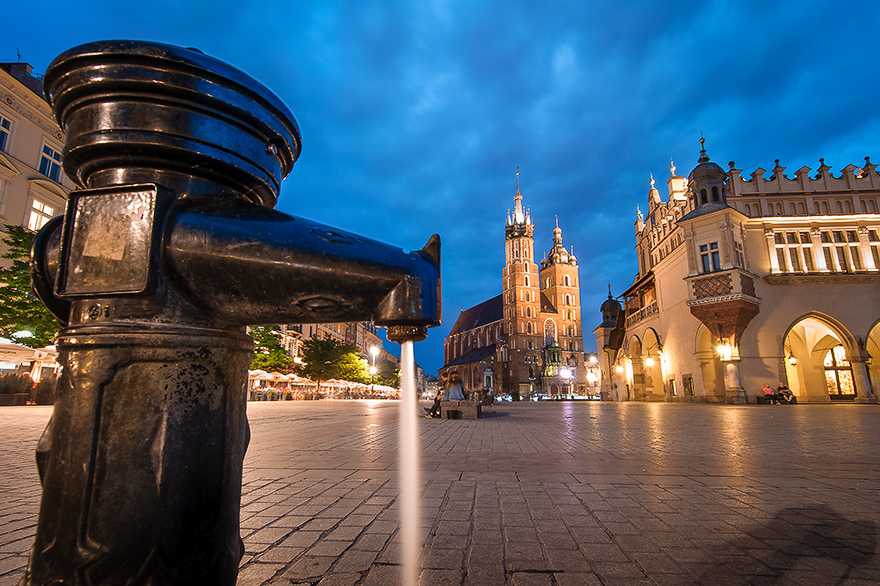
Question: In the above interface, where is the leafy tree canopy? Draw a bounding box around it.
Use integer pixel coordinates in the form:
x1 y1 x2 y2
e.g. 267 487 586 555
298 337 369 386
0 225 60 348
248 326 293 372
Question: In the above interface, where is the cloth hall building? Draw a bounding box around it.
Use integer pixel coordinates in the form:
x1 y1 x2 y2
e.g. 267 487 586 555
442 175 587 400
594 140 879 404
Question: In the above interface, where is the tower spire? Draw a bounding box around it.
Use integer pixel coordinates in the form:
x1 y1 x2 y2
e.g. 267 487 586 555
513 168 525 223
698 134 709 164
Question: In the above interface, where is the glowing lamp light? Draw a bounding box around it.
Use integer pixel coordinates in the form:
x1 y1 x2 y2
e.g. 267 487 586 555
717 344 732 361
644 357 655 367
615 365 624 373
788 354 797 366
586 372 598 383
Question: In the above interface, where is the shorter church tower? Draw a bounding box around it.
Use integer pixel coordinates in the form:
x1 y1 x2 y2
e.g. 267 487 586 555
539 219 584 393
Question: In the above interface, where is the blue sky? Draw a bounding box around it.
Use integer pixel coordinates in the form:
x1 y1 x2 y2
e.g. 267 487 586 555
6 1 880 374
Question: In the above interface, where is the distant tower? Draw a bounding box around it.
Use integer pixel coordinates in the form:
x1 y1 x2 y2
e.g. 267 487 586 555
540 217 582 390
501 171 541 399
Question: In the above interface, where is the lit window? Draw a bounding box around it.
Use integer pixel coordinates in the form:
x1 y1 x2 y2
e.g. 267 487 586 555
0 116 11 152
821 230 862 272
824 345 855 398
28 199 56 231
38 144 62 182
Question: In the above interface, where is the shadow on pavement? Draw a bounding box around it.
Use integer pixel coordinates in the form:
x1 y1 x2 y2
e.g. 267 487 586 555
697 504 877 584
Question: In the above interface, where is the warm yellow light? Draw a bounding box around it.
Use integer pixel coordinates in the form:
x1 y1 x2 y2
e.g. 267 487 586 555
644 357 655 367
717 345 732 360
615 365 624 373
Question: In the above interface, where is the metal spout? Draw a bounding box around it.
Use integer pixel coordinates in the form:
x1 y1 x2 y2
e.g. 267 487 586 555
164 196 441 328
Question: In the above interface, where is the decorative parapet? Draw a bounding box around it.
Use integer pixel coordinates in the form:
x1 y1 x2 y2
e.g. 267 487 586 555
727 158 879 197
685 268 761 306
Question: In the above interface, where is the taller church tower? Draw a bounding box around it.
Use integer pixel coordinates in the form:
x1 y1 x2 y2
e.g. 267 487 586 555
501 172 542 398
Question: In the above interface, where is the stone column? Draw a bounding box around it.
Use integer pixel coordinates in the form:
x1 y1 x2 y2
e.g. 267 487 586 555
723 357 747 404
851 358 877 404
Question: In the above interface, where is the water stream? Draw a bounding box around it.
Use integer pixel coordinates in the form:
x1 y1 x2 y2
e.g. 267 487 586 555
398 340 420 586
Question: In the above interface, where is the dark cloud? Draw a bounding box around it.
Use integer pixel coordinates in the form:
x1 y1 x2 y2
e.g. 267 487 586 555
5 0 878 373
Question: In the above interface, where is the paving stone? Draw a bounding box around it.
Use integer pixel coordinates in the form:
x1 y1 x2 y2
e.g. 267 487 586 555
0 402 878 586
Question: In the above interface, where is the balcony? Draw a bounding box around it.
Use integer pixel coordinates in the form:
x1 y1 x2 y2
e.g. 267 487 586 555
685 268 760 307
625 301 658 328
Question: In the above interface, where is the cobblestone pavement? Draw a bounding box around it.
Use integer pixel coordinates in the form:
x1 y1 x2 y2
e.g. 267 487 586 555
1 401 878 585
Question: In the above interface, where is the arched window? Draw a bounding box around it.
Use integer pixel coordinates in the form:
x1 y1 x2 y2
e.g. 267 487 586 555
700 188 708 204
525 291 530 302
544 320 557 345
711 186 719 202
564 275 571 286
564 294 571 306
527 322 533 334
526 307 531 318
824 345 856 399
524 275 530 287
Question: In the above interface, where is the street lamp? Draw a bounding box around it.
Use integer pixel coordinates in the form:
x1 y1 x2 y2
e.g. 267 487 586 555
560 368 572 398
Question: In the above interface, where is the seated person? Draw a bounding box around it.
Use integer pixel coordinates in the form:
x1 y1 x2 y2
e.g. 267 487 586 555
444 372 466 401
762 383 779 404
777 383 795 403
426 373 447 418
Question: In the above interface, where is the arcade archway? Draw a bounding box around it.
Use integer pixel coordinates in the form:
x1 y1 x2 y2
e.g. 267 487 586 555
783 314 864 402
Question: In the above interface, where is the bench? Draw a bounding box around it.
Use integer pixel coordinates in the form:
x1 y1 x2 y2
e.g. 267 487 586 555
755 394 797 404
440 400 481 419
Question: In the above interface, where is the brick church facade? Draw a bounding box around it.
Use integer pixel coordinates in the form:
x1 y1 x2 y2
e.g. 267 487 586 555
442 174 587 400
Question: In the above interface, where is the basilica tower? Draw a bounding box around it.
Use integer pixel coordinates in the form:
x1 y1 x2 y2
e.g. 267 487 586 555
501 172 542 398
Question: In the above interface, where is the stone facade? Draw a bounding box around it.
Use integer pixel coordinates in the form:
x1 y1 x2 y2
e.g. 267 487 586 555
595 140 879 404
0 62 76 259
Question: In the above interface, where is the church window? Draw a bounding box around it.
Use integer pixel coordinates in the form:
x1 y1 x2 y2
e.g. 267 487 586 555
526 307 531 318
529 367 535 379
699 242 720 273
564 294 572 306
524 275 530 287
546 277 551 288
544 320 557 345
525 291 530 302
564 275 571 287
700 189 708 205
711 186 719 202
527 323 533 334
824 345 855 398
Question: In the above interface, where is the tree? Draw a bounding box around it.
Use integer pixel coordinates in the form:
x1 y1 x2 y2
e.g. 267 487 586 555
248 326 293 372
297 337 369 388
0 225 60 348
